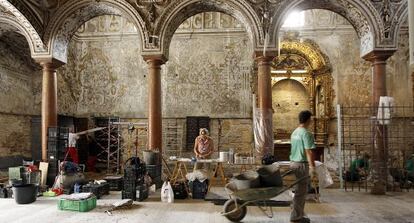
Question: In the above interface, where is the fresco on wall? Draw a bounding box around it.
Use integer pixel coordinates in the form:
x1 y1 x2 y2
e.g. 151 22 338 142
58 13 253 118
0 41 40 158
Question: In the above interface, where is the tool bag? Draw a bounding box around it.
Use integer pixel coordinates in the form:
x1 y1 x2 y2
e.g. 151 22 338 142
172 181 188 199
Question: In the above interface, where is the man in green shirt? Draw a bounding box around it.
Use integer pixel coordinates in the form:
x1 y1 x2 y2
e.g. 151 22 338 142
347 153 370 182
406 154 414 182
290 110 316 223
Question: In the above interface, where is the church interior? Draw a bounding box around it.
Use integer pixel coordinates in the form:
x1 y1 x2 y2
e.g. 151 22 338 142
0 0 414 222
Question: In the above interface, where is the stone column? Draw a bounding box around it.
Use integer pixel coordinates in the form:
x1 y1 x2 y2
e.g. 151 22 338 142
40 62 59 161
255 54 274 157
363 50 394 195
144 55 165 156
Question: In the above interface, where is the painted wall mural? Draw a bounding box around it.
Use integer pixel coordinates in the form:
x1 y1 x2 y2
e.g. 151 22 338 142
0 40 40 159
58 13 253 118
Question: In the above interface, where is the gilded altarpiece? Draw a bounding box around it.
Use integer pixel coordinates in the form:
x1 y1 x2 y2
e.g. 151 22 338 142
272 39 334 144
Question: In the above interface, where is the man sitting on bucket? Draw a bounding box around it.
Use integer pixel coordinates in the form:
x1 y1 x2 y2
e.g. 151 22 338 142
290 110 316 223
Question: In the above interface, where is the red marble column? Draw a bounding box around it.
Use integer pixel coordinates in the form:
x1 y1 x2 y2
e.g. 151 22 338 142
363 50 394 195
255 54 274 157
40 62 59 161
144 55 165 156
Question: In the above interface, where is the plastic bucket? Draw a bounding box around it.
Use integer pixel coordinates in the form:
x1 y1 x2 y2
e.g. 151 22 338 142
143 150 159 165
219 152 229 162
231 171 260 190
257 164 283 187
12 184 38 204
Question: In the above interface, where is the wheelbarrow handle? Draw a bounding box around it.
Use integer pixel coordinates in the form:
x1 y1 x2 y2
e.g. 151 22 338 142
281 169 294 177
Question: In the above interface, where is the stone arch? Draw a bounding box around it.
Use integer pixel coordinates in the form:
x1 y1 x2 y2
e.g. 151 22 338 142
271 0 383 57
43 0 147 64
392 1 408 48
0 1 46 56
279 39 332 74
154 0 263 60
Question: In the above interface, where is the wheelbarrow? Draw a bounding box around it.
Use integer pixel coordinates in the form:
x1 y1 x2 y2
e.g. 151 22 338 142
221 170 308 222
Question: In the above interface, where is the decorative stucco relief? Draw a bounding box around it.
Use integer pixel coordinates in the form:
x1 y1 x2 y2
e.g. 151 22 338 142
57 14 254 118
58 37 147 117
0 0 46 53
155 0 263 58
52 4 123 63
165 33 253 118
387 30 412 108
0 41 40 115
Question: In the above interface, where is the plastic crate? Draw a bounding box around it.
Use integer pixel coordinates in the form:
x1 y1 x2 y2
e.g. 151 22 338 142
82 183 110 199
8 166 24 180
104 176 123 191
146 165 161 178
58 196 96 212
136 185 148 202
122 190 136 200
48 127 59 139
58 128 69 139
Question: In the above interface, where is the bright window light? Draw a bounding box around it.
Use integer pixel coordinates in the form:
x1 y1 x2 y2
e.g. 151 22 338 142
291 70 307 74
271 70 288 74
282 11 305 28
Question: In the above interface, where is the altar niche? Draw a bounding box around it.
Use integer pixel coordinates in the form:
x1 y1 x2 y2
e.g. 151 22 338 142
271 37 334 146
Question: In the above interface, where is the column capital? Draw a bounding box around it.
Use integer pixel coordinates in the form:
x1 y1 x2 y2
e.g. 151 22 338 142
362 50 395 63
143 54 167 65
254 50 276 63
35 58 65 70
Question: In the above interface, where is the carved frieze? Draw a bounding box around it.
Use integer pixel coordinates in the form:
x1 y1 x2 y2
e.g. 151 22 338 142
0 0 46 54
7 0 44 35
51 4 123 63
1 0 408 60
247 0 281 35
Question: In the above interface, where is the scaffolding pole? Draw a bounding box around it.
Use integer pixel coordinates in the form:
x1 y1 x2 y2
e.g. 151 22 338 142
336 104 344 189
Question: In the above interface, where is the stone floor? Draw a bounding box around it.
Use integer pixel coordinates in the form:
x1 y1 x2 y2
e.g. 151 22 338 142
0 189 413 223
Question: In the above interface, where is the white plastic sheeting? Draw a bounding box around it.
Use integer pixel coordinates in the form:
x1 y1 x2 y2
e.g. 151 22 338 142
253 108 274 156
377 96 394 125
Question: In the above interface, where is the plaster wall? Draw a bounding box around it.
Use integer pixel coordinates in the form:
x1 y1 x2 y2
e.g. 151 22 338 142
52 11 412 164
0 40 40 164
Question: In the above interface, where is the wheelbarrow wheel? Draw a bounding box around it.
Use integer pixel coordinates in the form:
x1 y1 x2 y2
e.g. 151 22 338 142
223 199 247 222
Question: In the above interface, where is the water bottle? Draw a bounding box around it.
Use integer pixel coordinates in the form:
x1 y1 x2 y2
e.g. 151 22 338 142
74 183 81 193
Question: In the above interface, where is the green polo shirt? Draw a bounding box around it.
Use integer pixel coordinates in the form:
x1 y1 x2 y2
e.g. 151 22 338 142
290 127 316 162
406 158 414 175
349 158 369 173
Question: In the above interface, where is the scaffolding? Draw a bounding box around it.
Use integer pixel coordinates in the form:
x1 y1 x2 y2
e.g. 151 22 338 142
94 117 147 174
338 105 414 192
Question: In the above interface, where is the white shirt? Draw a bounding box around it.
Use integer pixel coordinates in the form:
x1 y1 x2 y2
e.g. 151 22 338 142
68 133 79 147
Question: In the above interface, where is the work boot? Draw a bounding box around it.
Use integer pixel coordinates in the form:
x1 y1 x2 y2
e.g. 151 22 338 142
290 217 311 223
